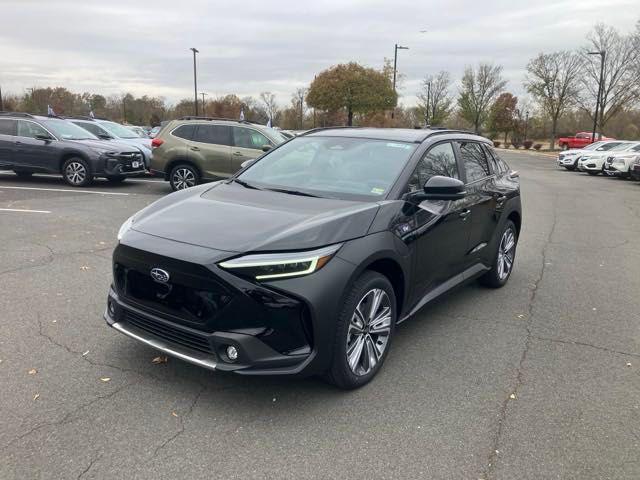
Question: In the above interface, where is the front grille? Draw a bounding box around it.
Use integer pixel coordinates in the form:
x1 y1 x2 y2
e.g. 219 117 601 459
113 246 234 327
124 310 213 354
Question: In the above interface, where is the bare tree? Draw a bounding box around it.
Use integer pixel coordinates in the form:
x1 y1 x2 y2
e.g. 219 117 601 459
578 23 640 132
525 51 583 149
292 88 307 129
457 64 507 133
259 91 278 123
417 71 452 126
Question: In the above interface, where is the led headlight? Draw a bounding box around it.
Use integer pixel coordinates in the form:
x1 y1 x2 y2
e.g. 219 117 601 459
117 214 135 240
219 244 342 280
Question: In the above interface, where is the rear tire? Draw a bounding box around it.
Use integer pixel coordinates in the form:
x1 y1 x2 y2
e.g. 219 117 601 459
169 164 200 191
324 271 396 390
479 220 518 288
62 158 92 187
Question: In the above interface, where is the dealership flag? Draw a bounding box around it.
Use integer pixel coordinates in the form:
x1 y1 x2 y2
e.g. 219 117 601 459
239 108 245 121
266 117 272 128
89 110 95 118
47 105 55 116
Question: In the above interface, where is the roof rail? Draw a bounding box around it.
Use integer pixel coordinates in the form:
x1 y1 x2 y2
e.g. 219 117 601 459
298 126 362 137
0 111 35 118
61 115 96 121
421 128 478 140
178 116 261 125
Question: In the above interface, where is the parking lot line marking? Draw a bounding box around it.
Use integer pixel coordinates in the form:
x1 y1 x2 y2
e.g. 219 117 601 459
0 186 129 196
0 208 51 213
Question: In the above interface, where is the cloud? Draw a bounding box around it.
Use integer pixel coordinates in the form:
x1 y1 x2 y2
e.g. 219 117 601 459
0 0 637 106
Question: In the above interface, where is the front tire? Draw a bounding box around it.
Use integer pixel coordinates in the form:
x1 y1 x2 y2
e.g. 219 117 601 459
62 158 92 187
169 164 200 191
324 271 396 389
479 220 518 288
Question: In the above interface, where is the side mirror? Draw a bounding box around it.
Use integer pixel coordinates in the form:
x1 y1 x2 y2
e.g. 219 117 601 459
35 133 53 141
420 175 466 201
98 134 114 140
241 159 256 169
261 144 272 152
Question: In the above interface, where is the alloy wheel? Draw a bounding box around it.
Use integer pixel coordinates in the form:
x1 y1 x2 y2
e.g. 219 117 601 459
497 227 516 281
173 168 196 190
65 162 86 185
346 288 392 376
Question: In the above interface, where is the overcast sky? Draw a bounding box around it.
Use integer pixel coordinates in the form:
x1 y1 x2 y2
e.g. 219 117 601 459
1 0 637 108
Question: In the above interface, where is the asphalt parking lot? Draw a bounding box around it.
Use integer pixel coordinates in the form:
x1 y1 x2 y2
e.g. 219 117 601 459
1 151 639 480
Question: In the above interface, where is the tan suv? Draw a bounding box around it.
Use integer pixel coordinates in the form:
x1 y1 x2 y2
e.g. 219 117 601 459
150 117 287 190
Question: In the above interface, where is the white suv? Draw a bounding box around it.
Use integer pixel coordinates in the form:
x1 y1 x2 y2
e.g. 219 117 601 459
557 141 618 171
577 141 633 175
602 142 640 178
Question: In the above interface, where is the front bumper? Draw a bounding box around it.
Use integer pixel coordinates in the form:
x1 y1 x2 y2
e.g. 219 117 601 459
630 165 640 180
104 235 355 376
603 163 627 176
102 152 148 177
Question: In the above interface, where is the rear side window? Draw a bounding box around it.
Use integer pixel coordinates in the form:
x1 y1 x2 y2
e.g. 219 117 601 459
171 124 196 140
458 141 490 183
632 145 640 152
0 119 16 135
192 125 231 145
17 120 50 139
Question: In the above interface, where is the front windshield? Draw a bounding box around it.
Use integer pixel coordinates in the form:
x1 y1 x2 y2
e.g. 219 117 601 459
238 136 417 200
595 142 626 152
99 121 139 139
42 119 99 140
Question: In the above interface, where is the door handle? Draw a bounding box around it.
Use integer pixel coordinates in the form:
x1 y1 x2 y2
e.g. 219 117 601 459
495 195 507 205
190 146 200 151
233 151 244 157
459 209 471 220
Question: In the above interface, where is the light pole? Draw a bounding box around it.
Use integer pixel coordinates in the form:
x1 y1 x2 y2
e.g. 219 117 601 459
122 97 126 123
588 50 605 142
190 47 199 116
391 43 409 119
200 92 208 116
524 110 529 143
425 80 432 126
0 85 3 111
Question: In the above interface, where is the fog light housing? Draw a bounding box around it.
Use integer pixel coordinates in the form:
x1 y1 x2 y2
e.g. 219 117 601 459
108 301 116 317
226 345 238 362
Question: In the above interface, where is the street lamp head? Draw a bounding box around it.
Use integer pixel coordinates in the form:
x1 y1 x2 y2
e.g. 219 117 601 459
190 47 199 54
587 50 604 56
397 45 409 50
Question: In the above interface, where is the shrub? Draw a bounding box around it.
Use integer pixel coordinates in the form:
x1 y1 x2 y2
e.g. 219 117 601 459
511 141 521 149
503 144 510 149
523 140 533 150
533 143 543 151
493 141 502 148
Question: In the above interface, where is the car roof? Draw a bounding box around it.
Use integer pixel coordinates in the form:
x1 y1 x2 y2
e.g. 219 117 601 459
303 127 488 144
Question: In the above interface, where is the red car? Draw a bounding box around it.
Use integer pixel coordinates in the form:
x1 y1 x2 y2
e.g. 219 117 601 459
558 132 614 150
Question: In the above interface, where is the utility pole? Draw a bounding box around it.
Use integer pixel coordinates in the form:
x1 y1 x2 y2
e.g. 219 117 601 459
122 97 127 123
190 47 199 116
588 50 606 142
200 92 208 116
425 80 432 126
0 85 3 111
299 90 304 129
391 43 409 119
524 111 529 143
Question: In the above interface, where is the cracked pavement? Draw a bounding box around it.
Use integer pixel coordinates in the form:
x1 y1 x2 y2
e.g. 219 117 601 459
0 155 639 479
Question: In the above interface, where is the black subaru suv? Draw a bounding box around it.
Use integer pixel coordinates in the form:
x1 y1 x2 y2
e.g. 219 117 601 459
0 112 146 186
106 127 522 389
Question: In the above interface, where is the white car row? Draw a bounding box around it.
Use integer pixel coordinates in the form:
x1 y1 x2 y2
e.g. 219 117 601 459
557 140 640 178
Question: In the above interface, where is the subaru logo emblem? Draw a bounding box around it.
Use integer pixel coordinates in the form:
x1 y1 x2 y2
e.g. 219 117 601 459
150 268 170 284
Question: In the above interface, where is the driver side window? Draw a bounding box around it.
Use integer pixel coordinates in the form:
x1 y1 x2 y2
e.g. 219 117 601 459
407 142 458 193
17 121 49 139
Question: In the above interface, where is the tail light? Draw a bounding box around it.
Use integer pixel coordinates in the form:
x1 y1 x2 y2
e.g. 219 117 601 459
151 138 164 148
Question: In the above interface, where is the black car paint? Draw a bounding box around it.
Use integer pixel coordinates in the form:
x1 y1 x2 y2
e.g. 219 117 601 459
0 115 146 178
106 130 521 377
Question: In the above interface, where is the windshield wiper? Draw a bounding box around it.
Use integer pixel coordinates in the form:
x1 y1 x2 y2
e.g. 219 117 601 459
265 187 319 198
231 178 262 190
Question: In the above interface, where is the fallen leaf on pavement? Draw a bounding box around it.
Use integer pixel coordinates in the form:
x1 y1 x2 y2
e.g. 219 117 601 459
100 377 111 382
627 362 632 367
152 356 168 364
509 393 516 400
82 350 90 356
80 266 90 271
28 368 37 375
171 411 178 417
33 393 40 401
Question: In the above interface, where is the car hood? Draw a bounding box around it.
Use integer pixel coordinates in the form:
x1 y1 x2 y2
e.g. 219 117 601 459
131 182 380 252
69 138 134 153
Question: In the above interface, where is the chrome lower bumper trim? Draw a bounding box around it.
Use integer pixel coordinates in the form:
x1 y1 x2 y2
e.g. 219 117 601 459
111 321 218 371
